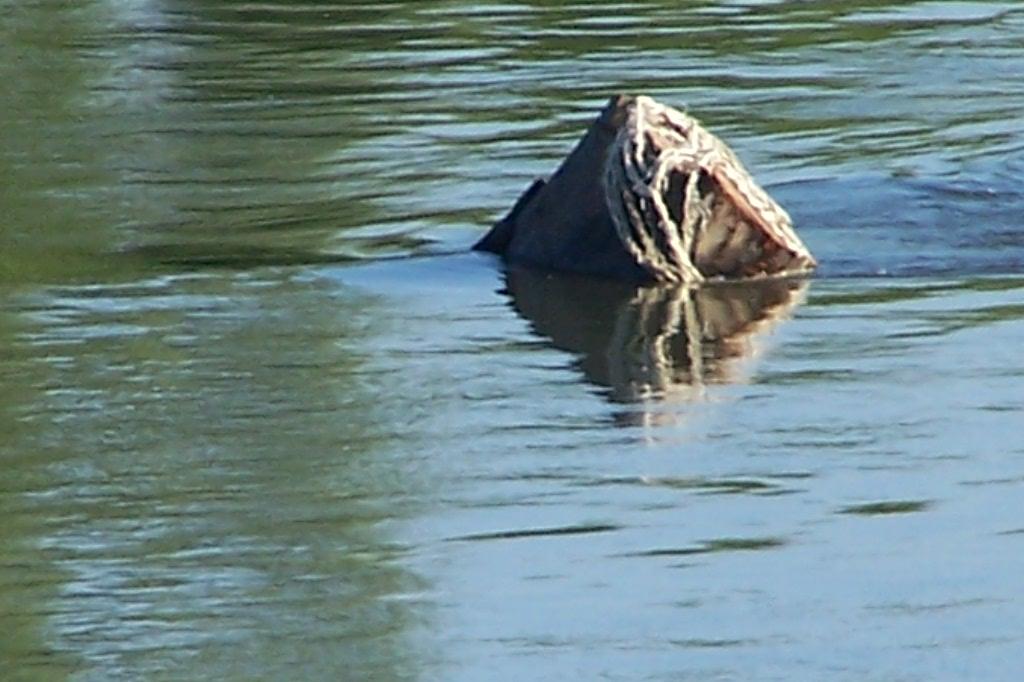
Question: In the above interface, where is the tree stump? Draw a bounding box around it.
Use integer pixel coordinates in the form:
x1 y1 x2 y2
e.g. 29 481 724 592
475 95 816 284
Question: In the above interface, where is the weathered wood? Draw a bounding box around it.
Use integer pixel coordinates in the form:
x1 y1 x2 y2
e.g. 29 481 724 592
475 95 649 281
475 95 816 284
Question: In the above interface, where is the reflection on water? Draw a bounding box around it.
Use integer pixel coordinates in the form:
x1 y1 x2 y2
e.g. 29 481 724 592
3 0 1024 680
1 277 436 680
506 268 806 405
4 0 1024 283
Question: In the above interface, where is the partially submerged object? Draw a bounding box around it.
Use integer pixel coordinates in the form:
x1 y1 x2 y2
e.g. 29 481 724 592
475 95 816 284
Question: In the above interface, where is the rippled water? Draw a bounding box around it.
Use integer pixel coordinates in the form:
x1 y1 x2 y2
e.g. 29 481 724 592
3 2 1024 680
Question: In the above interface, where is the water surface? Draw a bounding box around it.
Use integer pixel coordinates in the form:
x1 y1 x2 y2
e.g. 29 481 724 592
3 1 1024 680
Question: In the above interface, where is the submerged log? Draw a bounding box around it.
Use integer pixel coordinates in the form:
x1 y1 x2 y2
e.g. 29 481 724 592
475 95 816 284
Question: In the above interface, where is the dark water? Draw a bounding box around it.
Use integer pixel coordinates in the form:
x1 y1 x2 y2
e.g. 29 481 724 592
3 2 1024 680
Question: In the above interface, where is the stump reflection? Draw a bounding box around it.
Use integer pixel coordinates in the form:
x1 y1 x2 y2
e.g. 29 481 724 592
504 267 807 408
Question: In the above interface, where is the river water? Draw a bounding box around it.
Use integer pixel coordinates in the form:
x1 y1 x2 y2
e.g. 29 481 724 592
2 2 1023 680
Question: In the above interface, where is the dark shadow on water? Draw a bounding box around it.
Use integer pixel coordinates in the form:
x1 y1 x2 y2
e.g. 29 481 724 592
447 522 623 543
619 536 787 558
838 500 933 516
503 266 808 414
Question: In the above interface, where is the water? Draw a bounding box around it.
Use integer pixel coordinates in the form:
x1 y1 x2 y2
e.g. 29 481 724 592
2 1 1023 680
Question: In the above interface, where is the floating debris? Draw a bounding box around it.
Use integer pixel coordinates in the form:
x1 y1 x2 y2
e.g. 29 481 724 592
476 95 816 284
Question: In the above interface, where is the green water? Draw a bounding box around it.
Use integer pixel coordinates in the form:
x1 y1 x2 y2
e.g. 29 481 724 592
3 2 1024 680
